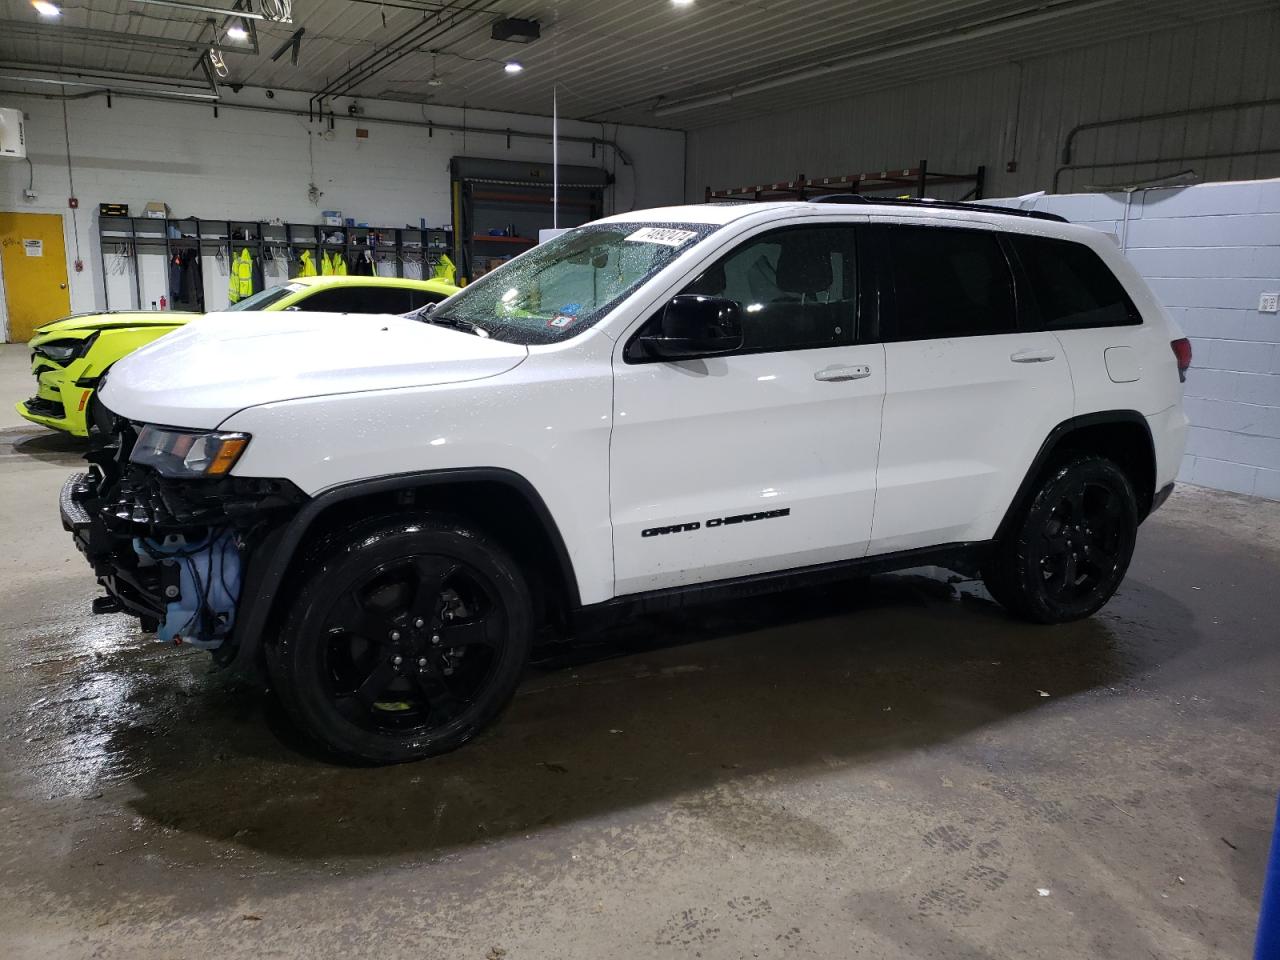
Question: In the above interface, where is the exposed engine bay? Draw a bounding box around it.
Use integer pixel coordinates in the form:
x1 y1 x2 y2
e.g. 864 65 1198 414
60 416 305 661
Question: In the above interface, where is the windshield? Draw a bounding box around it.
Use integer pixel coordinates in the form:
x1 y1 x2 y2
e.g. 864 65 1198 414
226 283 304 312
437 223 714 344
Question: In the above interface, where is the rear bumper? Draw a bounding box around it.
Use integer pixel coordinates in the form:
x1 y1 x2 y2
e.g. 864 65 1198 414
1146 404 1189 495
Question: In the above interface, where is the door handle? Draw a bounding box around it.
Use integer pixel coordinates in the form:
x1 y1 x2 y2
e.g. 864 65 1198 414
1011 348 1056 363
814 364 872 382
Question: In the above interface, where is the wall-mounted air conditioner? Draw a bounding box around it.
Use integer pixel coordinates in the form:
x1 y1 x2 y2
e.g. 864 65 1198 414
0 108 27 159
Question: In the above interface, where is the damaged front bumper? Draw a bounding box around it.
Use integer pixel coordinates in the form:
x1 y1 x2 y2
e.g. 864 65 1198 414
62 423 305 666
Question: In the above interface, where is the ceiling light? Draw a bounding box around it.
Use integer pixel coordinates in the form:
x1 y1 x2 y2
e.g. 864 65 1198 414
671 0 694 6
227 23 249 40
32 1 61 16
503 61 523 75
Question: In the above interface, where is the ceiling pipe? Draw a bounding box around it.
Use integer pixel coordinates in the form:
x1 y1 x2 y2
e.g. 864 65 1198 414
0 86 633 164
651 0 1125 118
308 0 492 113
125 0 278 21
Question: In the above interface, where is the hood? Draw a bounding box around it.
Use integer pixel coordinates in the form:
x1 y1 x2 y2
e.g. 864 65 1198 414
34 310 198 338
100 310 530 428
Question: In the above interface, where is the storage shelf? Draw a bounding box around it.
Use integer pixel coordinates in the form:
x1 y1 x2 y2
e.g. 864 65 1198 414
471 235 537 245
97 213 453 310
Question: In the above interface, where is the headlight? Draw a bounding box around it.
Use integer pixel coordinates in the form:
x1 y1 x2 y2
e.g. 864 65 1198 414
130 426 251 478
35 340 82 362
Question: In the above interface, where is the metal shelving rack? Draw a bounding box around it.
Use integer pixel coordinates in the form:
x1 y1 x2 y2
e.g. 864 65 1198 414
96 215 453 310
704 160 987 202
450 156 610 284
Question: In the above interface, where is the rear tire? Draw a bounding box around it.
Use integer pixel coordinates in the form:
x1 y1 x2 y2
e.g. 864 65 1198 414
266 513 533 764
983 455 1138 624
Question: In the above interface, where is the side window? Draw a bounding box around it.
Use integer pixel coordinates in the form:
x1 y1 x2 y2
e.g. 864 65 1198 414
1014 235 1140 329
678 224 858 353
882 225 1017 340
295 287 410 313
408 289 450 311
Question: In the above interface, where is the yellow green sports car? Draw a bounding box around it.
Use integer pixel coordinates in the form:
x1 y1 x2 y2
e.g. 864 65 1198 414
18 275 460 436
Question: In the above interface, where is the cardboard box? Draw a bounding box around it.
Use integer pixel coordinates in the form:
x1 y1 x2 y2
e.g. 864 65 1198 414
143 201 169 219
323 216 342 226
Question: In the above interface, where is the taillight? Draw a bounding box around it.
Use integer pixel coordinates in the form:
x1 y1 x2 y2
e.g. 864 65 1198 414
1171 338 1192 382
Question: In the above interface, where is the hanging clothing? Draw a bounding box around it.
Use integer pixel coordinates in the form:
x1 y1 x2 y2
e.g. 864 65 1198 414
170 249 203 309
431 253 457 284
320 250 334 276
335 253 348 276
298 249 317 277
228 247 254 304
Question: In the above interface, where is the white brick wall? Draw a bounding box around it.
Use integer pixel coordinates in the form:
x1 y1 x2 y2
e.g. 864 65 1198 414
991 179 1280 501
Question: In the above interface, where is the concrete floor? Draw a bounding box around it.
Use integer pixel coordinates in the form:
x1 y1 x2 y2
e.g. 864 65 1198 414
1 341 1278 959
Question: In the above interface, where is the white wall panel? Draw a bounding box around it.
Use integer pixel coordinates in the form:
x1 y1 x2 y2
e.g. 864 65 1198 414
0 87 684 327
686 9 1280 201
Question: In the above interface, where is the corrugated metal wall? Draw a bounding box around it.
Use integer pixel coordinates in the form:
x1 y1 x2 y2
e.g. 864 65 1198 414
686 8 1280 201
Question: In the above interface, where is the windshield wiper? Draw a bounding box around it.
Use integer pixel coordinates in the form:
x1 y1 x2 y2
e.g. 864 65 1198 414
422 313 491 338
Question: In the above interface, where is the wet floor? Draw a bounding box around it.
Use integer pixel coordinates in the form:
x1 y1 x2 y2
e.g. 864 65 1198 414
2 345 1278 959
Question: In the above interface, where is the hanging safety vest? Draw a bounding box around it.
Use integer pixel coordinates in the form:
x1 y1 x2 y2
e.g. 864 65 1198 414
431 253 457 284
228 248 254 303
335 252 348 276
298 249 317 278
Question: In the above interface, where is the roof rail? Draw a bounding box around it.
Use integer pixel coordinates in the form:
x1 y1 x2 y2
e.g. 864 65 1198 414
809 194 1068 223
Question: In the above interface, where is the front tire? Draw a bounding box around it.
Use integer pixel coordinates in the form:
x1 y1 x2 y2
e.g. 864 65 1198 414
983 455 1138 624
267 513 533 764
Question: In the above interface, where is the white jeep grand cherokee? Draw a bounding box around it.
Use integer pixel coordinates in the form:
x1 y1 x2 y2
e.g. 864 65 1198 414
62 197 1190 763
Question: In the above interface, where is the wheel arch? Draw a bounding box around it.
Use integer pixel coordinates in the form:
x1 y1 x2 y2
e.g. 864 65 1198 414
228 468 580 678
996 410 1157 543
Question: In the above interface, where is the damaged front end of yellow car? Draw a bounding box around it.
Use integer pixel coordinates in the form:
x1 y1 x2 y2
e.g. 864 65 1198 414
17 312 192 436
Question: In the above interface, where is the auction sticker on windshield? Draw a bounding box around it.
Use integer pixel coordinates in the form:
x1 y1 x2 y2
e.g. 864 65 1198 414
625 227 698 247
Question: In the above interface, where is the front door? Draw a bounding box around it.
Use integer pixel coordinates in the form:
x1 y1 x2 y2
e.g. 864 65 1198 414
610 220 886 596
0 212 71 342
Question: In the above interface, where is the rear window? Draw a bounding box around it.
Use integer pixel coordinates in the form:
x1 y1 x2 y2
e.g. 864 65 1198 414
1013 235 1139 329
882 225 1017 340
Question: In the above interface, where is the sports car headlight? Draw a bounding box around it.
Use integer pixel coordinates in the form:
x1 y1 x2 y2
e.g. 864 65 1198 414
35 340 82 361
130 426 250 478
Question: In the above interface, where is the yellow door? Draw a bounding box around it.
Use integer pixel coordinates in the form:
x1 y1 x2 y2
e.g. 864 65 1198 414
0 212 71 343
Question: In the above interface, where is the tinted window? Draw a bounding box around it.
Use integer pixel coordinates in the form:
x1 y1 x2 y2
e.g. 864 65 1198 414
884 226 1016 340
1014 235 1139 329
408 289 450 311
295 287 411 313
675 225 857 353
226 283 304 312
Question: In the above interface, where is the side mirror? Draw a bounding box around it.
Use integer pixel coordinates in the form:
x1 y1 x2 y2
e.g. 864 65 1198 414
638 295 743 360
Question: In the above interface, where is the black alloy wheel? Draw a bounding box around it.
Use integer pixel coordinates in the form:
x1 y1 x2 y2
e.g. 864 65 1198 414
269 514 533 764
984 455 1138 624
1033 477 1128 606
321 555 505 733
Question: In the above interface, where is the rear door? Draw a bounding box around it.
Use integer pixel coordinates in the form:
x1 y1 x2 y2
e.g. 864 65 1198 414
609 219 886 595
868 220 1074 554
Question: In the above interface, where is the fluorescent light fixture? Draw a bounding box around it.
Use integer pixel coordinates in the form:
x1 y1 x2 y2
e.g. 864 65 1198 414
672 0 694 5
503 61 523 75
32 0 61 16
227 23 249 40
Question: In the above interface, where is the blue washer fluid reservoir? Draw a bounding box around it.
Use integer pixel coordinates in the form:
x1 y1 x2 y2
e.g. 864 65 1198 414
133 531 242 648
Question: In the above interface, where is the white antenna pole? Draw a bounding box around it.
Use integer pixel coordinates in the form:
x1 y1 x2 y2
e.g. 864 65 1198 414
552 82 559 230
